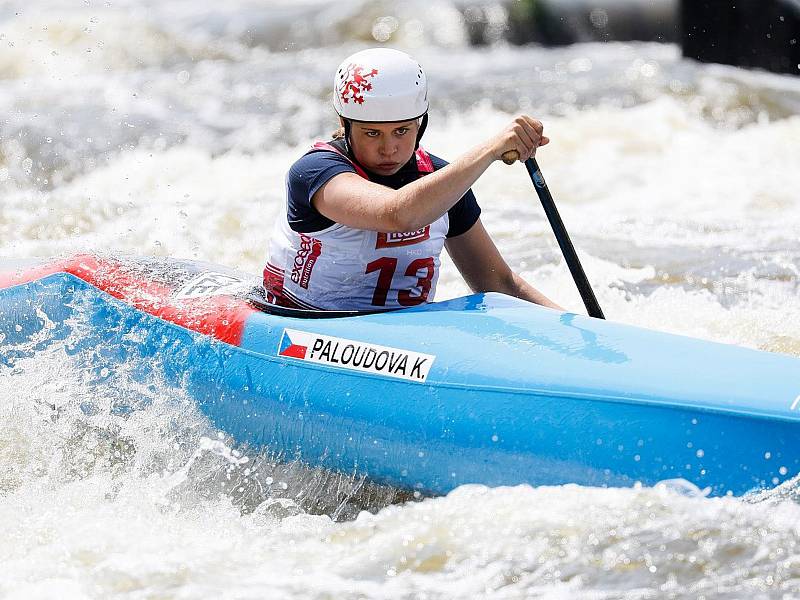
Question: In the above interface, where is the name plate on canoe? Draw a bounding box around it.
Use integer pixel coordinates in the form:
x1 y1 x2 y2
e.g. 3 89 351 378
277 328 435 383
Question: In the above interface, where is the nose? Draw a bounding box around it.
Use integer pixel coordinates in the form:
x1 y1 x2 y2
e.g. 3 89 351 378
378 139 397 158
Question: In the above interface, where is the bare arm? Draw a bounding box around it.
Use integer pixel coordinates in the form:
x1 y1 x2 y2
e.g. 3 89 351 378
312 116 549 233
445 219 564 310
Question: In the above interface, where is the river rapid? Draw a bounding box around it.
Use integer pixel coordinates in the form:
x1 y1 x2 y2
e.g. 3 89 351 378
2 1 800 598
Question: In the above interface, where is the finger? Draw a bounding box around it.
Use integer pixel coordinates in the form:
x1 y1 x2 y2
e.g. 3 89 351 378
515 136 535 160
524 120 549 155
518 118 545 148
518 115 544 135
506 132 529 159
500 129 528 160
512 122 537 158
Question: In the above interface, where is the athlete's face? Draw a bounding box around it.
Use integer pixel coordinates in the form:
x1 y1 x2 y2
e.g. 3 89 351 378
349 120 419 176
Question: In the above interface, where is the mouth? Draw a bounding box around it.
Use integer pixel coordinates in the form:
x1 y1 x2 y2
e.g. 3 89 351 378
376 162 400 170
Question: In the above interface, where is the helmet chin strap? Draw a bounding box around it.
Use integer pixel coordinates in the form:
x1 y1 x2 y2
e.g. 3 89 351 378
343 119 353 154
415 113 428 150
342 119 372 175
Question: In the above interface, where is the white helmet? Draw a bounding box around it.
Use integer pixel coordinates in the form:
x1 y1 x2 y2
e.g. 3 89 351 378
333 48 428 122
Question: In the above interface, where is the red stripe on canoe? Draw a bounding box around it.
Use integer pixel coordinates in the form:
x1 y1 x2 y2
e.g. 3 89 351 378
0 255 256 346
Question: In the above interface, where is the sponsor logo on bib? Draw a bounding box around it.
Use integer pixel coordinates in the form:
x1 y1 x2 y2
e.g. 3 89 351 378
376 226 431 249
291 234 322 289
278 328 435 382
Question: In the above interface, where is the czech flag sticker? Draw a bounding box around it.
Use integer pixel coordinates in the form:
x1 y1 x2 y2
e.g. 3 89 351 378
278 330 308 359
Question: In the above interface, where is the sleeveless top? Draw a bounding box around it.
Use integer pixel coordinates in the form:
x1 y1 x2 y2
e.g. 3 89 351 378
264 141 469 311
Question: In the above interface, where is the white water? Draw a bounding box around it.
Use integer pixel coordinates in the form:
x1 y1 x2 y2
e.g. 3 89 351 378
2 1 800 597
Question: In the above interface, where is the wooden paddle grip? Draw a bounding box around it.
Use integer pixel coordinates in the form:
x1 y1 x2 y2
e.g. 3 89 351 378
501 150 520 165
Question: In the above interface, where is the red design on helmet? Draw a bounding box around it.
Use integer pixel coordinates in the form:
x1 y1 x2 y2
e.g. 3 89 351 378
338 64 379 105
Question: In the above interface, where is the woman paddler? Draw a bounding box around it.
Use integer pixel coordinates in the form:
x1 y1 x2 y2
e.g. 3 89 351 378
264 47 562 312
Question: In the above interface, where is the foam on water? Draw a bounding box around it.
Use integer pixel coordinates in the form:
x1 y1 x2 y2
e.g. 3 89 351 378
2 0 800 596
3 342 800 598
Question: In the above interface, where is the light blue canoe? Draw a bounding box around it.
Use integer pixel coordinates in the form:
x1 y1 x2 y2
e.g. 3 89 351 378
1 255 799 496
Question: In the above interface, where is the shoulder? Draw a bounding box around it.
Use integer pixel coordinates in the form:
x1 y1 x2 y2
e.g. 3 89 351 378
285 147 357 233
288 148 356 183
287 147 358 201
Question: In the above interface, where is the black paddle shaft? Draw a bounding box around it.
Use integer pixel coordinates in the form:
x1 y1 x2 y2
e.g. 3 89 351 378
524 158 605 319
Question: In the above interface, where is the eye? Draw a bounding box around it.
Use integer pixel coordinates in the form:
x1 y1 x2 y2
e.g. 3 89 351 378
395 127 410 135
364 130 380 138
